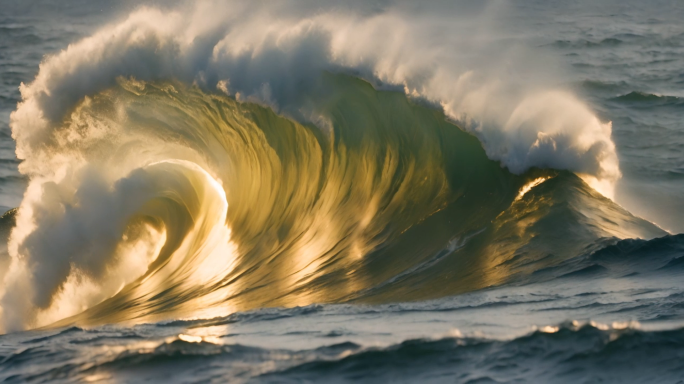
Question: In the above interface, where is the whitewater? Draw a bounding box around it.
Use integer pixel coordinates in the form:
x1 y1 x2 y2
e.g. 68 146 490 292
1 1 683 382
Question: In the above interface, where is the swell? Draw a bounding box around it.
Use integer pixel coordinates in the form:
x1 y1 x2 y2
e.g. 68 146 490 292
4 322 684 383
611 91 684 107
0 74 665 331
272 325 684 383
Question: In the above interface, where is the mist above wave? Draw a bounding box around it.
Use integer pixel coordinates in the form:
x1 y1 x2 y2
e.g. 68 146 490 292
11 0 619 194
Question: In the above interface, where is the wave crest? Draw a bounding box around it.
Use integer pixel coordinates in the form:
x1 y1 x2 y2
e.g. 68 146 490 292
11 3 619 193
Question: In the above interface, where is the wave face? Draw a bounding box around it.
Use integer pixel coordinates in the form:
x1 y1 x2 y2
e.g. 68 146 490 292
0 72 663 331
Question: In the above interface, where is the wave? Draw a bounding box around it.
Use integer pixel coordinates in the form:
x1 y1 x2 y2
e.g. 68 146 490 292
611 91 684 106
578 80 630 93
0 2 657 331
549 38 625 49
549 32 684 50
519 233 684 285
0 75 662 332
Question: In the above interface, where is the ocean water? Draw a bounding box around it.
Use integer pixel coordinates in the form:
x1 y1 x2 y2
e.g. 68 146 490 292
0 1 683 383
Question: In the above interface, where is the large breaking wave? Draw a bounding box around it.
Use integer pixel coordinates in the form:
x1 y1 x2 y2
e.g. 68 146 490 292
0 2 662 332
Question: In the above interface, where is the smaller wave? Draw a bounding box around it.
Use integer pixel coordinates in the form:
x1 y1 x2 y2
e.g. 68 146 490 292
650 32 684 48
548 38 624 49
4 321 682 383
549 33 684 50
272 322 684 383
612 91 684 106
577 80 630 93
523 234 684 284
589 235 684 264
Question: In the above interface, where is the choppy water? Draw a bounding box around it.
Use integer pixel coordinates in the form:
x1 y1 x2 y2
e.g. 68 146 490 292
1 1 683 383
